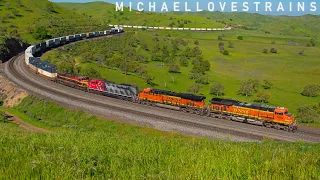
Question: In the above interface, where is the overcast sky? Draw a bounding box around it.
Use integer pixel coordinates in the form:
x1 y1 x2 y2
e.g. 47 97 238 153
51 0 320 16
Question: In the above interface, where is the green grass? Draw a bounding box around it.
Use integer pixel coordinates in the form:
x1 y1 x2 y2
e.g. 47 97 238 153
0 96 319 179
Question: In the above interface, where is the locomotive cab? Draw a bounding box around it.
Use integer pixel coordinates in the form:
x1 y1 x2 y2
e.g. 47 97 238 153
274 107 295 125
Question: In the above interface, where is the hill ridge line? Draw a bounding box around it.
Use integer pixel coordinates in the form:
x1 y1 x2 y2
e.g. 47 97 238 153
109 25 232 31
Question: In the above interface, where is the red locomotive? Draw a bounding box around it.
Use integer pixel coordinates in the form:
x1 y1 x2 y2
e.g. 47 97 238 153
88 79 138 101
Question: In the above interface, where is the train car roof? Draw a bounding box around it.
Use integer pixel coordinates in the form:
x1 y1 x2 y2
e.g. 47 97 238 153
150 89 206 102
210 98 276 111
58 72 88 79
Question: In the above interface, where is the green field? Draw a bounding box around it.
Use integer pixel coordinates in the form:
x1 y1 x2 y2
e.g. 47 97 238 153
0 96 319 179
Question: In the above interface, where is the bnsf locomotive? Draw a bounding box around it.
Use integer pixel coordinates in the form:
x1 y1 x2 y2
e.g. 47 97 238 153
24 27 297 132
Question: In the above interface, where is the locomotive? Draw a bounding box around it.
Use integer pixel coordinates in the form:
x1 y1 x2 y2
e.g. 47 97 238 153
24 27 297 132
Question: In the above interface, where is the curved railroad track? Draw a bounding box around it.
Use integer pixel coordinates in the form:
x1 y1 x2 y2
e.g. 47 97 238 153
3 53 320 142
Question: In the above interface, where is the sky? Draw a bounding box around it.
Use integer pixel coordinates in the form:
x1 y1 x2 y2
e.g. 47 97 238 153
51 0 320 16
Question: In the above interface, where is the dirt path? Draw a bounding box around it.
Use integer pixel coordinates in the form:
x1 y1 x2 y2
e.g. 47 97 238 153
5 112 54 134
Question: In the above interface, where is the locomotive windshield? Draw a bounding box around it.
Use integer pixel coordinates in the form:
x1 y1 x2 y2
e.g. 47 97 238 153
285 112 293 117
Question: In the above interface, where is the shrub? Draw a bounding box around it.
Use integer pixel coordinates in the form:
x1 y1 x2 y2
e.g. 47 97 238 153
194 40 199 45
302 84 320 97
270 48 277 53
222 50 229 55
298 49 305 55
271 41 276 44
237 36 243 40
262 80 273 89
262 49 268 54
218 36 223 40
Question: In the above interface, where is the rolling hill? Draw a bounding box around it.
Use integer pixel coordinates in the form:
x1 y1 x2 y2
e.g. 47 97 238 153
59 1 320 38
0 0 101 43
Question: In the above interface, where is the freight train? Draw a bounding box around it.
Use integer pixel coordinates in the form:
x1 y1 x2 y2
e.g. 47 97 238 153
24 27 297 132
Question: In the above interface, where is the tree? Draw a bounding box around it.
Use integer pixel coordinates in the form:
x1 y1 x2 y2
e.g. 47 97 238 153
187 84 201 94
210 83 225 96
141 43 149 51
194 40 199 45
270 48 277 53
262 80 273 89
81 67 101 78
195 75 209 85
191 59 210 75
296 104 320 123
32 26 50 40
46 2 55 12
228 41 234 48
237 36 243 40
238 79 259 97
255 91 271 103
179 56 189 67
143 74 154 85
191 46 202 57
162 44 169 56
310 39 316 47
302 84 320 97
262 49 268 54
168 63 180 73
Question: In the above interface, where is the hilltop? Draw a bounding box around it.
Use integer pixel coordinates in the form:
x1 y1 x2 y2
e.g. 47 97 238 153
59 1 320 37
0 0 102 43
58 2 226 28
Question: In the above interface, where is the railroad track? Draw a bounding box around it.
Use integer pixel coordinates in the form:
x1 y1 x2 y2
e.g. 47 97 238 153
4 53 320 142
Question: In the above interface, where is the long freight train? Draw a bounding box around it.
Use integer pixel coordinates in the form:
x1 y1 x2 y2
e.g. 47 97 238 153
24 27 297 132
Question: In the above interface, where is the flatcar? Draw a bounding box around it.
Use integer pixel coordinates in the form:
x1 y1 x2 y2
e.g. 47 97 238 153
208 98 297 131
139 88 206 115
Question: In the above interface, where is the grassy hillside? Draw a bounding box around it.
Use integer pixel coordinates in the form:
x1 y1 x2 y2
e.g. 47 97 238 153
0 0 102 43
0 96 319 178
